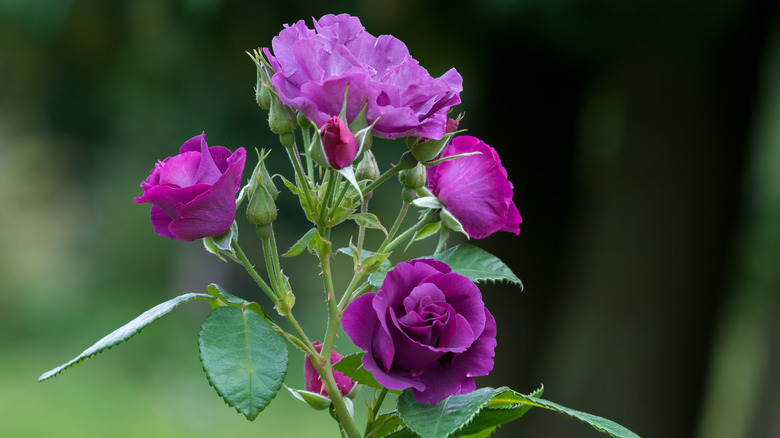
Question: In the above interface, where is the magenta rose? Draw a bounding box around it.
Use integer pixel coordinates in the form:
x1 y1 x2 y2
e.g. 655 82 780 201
342 259 496 405
304 341 356 397
263 14 462 140
134 133 246 242
427 136 522 239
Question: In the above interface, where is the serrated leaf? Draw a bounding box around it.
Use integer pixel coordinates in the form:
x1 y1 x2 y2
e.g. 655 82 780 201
338 247 392 272
433 244 522 287
454 385 543 436
350 212 388 236
496 390 641 438
39 292 211 381
199 306 288 420
396 387 495 438
333 353 399 394
282 228 318 257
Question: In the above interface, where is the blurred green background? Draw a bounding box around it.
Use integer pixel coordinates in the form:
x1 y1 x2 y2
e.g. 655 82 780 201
3 0 780 437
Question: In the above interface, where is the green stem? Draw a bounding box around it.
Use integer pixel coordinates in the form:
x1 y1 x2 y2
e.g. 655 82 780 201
363 163 404 195
382 210 437 253
301 125 315 181
284 138 316 215
365 388 390 436
231 240 277 302
318 169 338 228
377 201 411 253
261 235 281 296
318 254 362 438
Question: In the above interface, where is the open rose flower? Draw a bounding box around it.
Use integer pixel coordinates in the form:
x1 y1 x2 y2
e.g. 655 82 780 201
263 13 462 140
427 136 522 239
304 341 357 397
134 133 246 242
342 259 496 405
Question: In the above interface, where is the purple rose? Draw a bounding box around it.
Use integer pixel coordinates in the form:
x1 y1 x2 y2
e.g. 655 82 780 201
427 136 522 239
321 116 358 169
134 133 246 242
304 341 356 397
342 259 496 405
263 14 462 140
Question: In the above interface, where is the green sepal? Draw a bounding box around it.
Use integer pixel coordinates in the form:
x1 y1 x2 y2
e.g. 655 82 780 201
38 292 212 382
396 387 495 438
285 385 332 410
405 221 442 251
282 228 318 257
423 150 481 166
412 196 443 209
439 208 469 238
203 221 238 262
307 230 332 260
199 306 288 421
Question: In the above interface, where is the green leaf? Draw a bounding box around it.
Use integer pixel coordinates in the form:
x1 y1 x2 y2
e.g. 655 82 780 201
333 353 399 393
496 390 641 438
199 306 288 420
396 387 495 438
433 244 522 287
350 212 388 236
454 385 544 436
368 271 387 289
38 292 211 381
206 283 265 316
282 228 318 257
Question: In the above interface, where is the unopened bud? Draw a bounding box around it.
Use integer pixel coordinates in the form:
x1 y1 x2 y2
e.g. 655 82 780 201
320 116 358 170
246 158 279 227
399 162 426 189
355 150 380 181
268 94 297 135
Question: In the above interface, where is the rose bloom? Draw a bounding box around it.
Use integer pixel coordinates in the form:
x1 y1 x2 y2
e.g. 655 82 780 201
134 133 246 242
304 341 356 397
427 136 521 239
263 13 462 140
342 259 496 405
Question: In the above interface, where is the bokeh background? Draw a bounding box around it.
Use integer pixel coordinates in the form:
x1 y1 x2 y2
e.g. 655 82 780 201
2 0 780 437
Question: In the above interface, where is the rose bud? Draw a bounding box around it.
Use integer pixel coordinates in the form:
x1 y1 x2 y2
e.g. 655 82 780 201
342 259 497 405
426 136 521 239
320 116 358 169
246 157 279 228
304 341 357 398
134 133 246 242
399 162 426 189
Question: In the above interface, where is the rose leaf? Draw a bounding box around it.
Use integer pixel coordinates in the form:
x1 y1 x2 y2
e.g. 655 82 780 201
199 306 288 421
38 292 211 382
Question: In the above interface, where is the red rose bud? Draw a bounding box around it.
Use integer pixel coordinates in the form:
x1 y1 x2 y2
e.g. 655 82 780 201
320 116 358 169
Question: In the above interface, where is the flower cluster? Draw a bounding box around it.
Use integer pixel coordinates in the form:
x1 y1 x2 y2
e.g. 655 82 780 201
44 12 640 438
132 15 521 408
